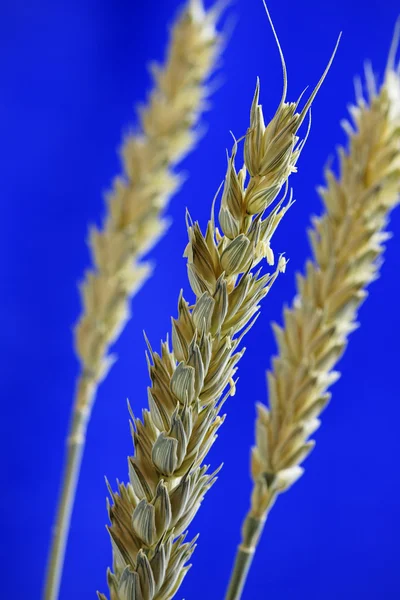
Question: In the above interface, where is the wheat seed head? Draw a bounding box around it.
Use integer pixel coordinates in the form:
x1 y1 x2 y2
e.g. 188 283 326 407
73 0 225 415
99 20 339 599
250 24 400 521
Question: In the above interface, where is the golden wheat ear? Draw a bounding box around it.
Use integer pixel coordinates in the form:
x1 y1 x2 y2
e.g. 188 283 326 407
43 3 226 600
75 0 227 434
98 19 340 599
225 23 400 600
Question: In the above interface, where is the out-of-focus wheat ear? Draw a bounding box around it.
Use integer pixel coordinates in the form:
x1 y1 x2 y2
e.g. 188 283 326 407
226 24 400 600
43 3 227 600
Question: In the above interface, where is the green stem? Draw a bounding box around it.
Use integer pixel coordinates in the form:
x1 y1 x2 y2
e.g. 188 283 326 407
225 512 267 600
42 375 95 600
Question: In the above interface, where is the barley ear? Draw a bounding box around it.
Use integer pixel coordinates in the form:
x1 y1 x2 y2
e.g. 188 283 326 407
43 3 225 600
225 26 400 600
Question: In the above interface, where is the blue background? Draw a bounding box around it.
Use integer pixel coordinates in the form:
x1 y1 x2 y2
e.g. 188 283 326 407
2 0 400 598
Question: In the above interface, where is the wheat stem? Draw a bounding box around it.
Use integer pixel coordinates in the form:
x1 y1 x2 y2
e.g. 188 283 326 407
226 30 400 600
43 3 224 599
44 406 89 600
225 513 266 600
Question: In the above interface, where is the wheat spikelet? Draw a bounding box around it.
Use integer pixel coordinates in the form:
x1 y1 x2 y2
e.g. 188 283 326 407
225 28 400 600
99 24 339 595
43 3 224 599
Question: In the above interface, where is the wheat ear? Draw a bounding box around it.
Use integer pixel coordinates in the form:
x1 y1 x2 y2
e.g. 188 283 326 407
225 28 400 600
98 32 339 599
43 3 224 599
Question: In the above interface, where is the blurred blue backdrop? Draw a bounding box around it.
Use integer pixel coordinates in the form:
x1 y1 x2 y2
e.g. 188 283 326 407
1 0 400 598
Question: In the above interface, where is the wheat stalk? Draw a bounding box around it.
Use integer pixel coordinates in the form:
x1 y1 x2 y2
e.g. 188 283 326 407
225 26 400 600
99 20 339 598
43 2 225 599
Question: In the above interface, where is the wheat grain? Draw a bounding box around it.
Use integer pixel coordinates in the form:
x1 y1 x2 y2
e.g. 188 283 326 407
99 25 339 599
225 27 400 600
43 3 225 599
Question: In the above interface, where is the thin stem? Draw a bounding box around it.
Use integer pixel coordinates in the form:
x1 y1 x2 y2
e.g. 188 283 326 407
42 377 95 600
225 512 267 600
